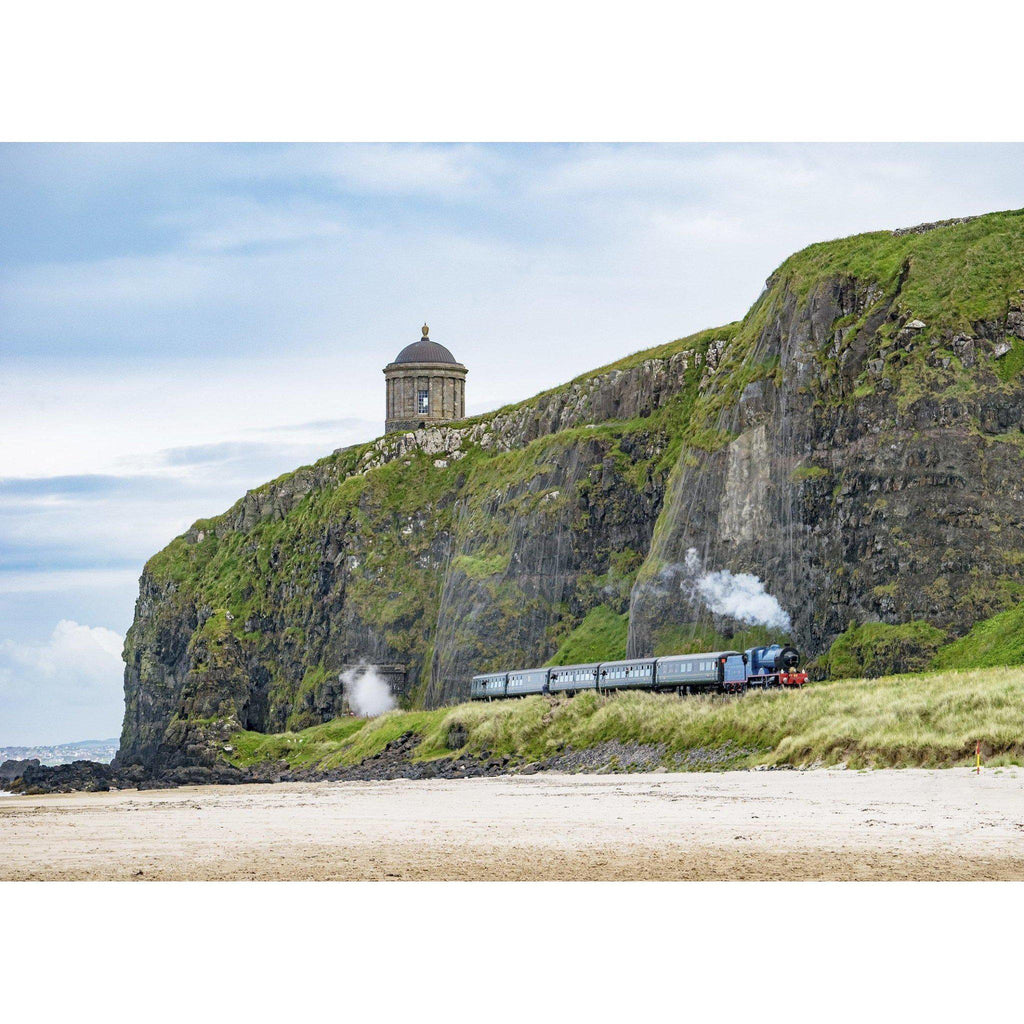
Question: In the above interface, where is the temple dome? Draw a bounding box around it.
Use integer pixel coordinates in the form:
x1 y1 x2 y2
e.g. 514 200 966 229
392 324 460 365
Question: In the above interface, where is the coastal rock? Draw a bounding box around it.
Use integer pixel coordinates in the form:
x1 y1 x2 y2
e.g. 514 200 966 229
0 759 39 785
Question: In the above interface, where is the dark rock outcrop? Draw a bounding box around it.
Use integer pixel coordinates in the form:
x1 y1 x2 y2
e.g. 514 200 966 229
1 759 40 786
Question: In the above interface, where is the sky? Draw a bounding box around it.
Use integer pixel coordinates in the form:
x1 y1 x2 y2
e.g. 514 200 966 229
2 142 1023 745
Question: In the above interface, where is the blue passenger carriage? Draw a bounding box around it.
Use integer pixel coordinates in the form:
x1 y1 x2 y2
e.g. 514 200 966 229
548 662 600 695
597 657 657 692
654 650 745 692
470 672 508 701
505 667 549 697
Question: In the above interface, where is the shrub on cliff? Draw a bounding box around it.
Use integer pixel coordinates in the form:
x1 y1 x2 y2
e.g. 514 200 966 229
820 621 948 679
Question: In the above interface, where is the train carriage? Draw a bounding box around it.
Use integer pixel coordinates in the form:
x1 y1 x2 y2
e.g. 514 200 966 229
506 667 549 697
548 662 600 695
597 657 657 692
655 650 745 692
471 672 508 701
470 640 804 702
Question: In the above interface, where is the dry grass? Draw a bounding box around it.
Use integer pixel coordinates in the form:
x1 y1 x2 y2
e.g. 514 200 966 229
230 664 1024 772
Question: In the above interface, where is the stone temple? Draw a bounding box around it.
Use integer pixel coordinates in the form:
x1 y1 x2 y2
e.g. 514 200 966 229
383 324 468 434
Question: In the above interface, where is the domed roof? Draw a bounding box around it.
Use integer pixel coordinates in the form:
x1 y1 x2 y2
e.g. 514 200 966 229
393 324 460 365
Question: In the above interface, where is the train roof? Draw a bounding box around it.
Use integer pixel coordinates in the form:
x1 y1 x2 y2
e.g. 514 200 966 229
548 662 600 672
656 650 741 660
598 656 657 667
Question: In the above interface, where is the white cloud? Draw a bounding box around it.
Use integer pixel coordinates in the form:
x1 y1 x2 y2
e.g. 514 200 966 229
317 143 497 196
0 570 139 596
1 620 123 685
0 620 125 744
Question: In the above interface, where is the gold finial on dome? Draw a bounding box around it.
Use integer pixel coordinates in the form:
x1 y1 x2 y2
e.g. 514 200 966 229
422 323 429 337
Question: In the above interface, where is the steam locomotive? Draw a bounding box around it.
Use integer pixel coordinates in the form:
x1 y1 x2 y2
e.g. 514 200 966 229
470 643 807 700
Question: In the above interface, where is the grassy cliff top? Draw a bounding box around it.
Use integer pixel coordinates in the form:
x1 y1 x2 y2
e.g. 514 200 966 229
772 208 1024 325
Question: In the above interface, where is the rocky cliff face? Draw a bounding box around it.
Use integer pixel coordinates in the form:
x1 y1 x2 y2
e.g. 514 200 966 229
629 214 1024 658
118 210 1024 769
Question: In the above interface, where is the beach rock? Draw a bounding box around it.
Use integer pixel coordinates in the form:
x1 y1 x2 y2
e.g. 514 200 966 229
0 759 39 785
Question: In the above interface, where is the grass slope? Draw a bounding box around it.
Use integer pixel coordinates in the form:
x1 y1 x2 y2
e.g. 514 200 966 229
545 605 628 666
931 602 1024 671
228 664 1024 772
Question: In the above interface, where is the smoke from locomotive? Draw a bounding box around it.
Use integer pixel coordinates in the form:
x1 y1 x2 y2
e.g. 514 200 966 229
683 548 792 631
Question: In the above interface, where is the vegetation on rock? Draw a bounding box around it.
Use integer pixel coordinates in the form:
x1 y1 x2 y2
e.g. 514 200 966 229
817 621 948 679
545 605 629 666
931 601 1024 671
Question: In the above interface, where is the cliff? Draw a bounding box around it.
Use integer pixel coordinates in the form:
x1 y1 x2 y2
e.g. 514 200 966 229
117 210 1024 770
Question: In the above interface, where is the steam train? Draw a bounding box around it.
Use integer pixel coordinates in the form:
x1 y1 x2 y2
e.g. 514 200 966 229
470 643 807 700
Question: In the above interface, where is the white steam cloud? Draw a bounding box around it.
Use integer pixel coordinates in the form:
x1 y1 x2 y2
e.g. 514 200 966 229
341 664 396 718
683 548 792 631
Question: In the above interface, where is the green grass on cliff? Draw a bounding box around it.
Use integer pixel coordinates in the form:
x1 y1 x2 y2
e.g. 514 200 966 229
545 605 628 666
774 209 1024 328
931 601 1024 671
227 664 1024 772
816 600 1024 680
818 621 948 679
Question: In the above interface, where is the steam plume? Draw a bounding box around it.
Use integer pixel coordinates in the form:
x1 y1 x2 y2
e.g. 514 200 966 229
341 664 396 717
683 548 791 631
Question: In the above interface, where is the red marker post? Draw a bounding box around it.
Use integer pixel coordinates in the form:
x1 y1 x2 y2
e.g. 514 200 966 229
976 740 981 775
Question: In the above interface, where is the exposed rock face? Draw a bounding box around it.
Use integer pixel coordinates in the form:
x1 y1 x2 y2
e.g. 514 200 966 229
117 210 1024 770
0 759 39 785
628 255 1024 657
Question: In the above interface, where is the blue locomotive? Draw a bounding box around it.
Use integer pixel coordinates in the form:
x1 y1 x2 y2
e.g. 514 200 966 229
470 644 806 700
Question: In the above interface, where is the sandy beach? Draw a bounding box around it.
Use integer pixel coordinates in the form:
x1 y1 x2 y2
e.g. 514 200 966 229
2 768 1024 880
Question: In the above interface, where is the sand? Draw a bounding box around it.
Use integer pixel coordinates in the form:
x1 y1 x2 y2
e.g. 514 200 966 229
2 768 1024 880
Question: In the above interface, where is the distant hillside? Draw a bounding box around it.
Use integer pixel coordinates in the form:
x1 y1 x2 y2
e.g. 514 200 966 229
0 738 119 766
118 209 1024 772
